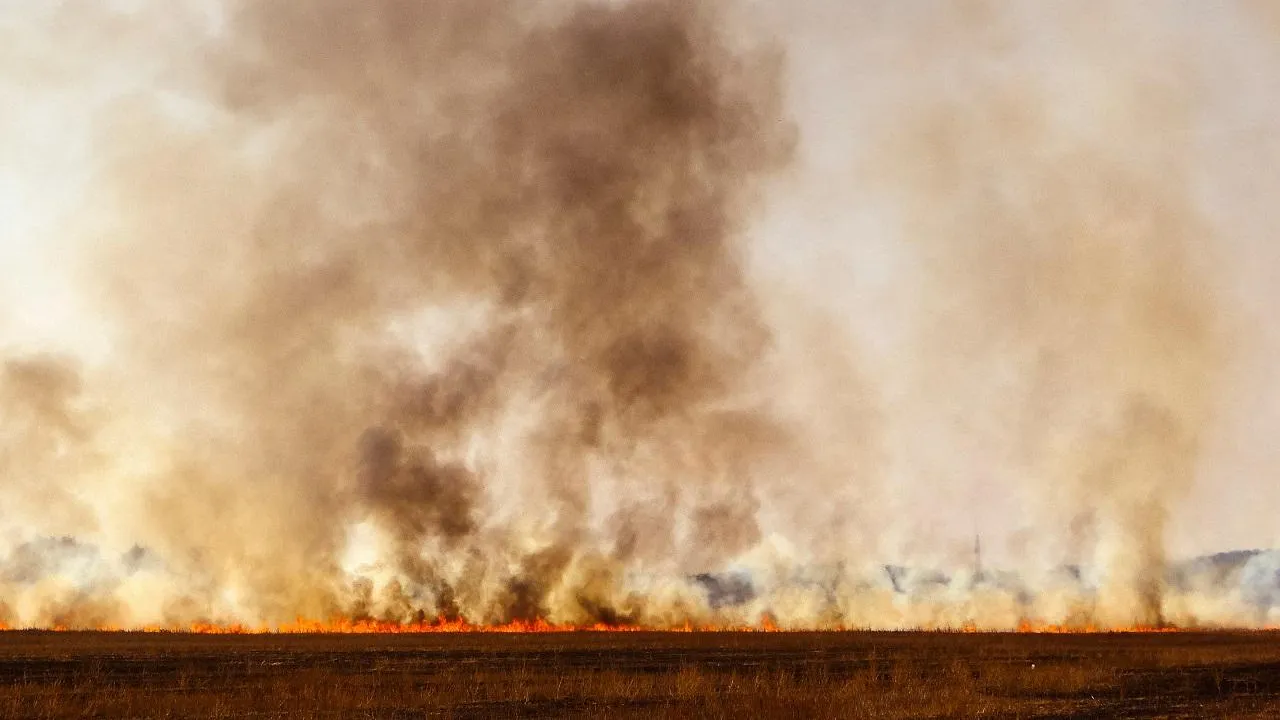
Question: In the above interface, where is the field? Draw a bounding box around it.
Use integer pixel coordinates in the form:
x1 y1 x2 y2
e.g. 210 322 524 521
2 630 1280 718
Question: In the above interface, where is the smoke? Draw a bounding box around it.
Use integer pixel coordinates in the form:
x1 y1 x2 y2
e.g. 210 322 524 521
871 2 1238 629
867 25 1220 628
22 0 805 627
0 0 1277 630
0 355 102 541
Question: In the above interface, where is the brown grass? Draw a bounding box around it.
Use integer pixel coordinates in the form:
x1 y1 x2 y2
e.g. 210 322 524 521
1 630 1279 718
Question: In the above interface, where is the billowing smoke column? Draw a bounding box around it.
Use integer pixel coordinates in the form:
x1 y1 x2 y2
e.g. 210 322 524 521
0 0 1276 630
5 0 806 629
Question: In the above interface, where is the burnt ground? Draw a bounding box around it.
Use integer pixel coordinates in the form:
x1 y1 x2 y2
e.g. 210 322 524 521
1 630 1280 718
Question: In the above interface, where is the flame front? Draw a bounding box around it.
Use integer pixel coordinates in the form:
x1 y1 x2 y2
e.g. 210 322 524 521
8 616 1253 634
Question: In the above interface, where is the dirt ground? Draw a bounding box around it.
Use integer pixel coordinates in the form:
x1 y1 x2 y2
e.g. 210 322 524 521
2 630 1280 718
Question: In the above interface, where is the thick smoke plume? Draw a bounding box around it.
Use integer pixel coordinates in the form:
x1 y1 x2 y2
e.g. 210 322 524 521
0 0 1277 630
11 0 804 628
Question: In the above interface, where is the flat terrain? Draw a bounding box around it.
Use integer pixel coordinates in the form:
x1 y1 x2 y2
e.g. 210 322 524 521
2 630 1280 718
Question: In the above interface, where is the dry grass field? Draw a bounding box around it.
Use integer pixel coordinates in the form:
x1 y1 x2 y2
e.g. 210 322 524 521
1 630 1279 718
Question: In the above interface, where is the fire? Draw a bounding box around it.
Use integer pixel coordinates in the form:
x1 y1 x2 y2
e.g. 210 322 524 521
1013 619 1183 634
0 616 1229 634
12 617 791 634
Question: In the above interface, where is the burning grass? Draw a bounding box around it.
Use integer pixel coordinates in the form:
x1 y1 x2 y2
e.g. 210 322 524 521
2 630 1280 718
0 613 1228 635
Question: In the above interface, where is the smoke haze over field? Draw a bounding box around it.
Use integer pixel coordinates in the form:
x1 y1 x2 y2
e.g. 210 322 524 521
0 0 1278 630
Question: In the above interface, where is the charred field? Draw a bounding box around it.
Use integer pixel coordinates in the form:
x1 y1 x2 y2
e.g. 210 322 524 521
2 631 1280 718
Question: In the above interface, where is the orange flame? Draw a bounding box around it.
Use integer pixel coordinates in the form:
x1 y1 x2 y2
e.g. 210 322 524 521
8 615 1256 634
15 616 790 634
1012 619 1185 633
1 618 1216 634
